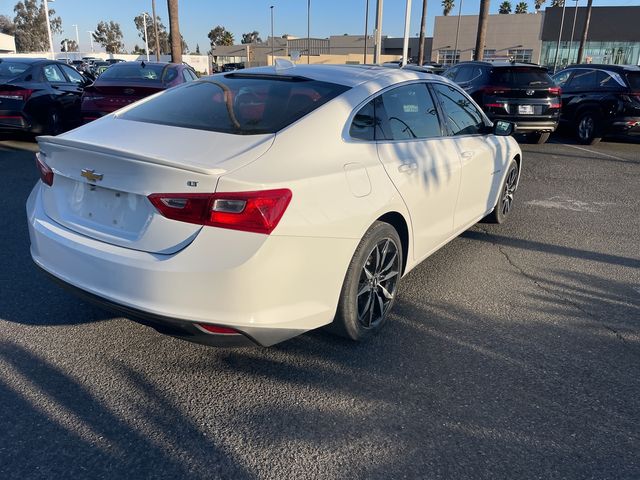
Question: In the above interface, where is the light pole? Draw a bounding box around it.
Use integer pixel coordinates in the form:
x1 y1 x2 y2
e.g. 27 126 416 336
453 0 464 64
307 0 311 64
553 1 568 73
270 6 274 65
401 0 412 66
373 0 383 64
567 0 579 65
72 24 80 53
363 0 370 64
43 0 55 59
87 31 95 53
142 13 150 61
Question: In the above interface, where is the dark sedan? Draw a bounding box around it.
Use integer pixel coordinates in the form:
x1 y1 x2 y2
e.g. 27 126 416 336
0 58 90 135
80 61 198 123
552 64 640 144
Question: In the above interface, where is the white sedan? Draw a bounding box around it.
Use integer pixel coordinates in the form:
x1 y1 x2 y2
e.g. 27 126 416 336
27 64 522 347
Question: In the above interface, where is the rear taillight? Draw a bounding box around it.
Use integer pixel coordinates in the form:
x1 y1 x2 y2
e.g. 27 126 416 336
35 152 53 186
549 86 561 95
483 86 511 95
148 189 292 235
0 89 33 101
484 102 507 108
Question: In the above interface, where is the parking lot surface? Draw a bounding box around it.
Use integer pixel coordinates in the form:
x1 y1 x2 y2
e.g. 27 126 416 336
0 136 639 479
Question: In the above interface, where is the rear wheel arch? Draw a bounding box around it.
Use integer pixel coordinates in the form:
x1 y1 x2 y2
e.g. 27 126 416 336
376 211 409 276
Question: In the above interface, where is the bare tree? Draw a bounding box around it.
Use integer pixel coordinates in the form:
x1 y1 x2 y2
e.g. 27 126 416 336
474 0 490 61
576 0 592 63
167 0 182 63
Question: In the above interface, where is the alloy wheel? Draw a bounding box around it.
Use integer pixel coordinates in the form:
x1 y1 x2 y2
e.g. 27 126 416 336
357 238 401 329
501 165 518 216
578 115 594 141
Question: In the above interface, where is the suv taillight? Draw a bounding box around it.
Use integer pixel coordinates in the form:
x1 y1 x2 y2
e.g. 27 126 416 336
35 152 54 186
549 87 561 95
148 189 292 235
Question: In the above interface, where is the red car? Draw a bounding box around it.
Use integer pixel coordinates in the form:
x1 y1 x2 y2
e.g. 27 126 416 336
81 61 198 123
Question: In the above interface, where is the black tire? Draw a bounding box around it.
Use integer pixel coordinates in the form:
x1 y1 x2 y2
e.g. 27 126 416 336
576 111 602 145
484 158 519 224
529 132 551 144
46 109 62 136
329 221 403 341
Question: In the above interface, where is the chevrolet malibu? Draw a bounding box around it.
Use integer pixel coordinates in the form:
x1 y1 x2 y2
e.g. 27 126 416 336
27 64 522 347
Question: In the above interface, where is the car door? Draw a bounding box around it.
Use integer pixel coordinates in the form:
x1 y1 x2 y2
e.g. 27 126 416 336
42 63 80 127
431 82 502 229
562 69 597 123
59 64 86 126
552 69 574 125
374 82 463 259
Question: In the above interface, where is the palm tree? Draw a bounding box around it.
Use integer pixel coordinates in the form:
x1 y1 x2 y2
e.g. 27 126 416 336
515 1 528 13
418 0 428 65
442 0 455 16
474 0 490 60
577 0 593 63
167 0 182 63
534 0 545 13
499 1 512 13
551 0 564 6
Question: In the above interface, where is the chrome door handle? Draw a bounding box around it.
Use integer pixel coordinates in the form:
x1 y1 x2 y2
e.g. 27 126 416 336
398 163 418 173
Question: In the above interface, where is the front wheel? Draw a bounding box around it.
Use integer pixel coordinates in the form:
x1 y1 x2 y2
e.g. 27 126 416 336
484 158 519 224
329 221 403 341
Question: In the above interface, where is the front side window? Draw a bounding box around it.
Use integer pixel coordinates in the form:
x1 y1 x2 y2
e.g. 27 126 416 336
432 83 484 136
378 83 442 141
43 64 66 83
120 76 349 135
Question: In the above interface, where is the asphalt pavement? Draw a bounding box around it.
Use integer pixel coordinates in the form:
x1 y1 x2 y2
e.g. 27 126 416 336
0 135 638 479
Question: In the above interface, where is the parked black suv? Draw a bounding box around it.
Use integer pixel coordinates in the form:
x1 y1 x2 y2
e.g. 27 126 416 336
552 64 640 145
443 61 561 143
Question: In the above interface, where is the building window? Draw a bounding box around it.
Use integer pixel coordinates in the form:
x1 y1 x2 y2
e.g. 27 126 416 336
483 49 496 60
539 41 640 69
508 49 533 63
438 49 459 66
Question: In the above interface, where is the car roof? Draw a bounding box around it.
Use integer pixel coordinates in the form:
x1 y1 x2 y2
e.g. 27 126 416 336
212 64 456 88
562 64 640 72
0 57 49 64
454 61 547 69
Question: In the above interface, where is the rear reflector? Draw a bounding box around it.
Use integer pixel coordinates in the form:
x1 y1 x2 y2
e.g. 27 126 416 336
197 324 241 335
35 152 53 186
148 189 292 235
549 102 562 109
484 103 506 108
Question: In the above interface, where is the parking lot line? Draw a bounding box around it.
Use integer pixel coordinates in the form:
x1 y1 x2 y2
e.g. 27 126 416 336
563 144 629 162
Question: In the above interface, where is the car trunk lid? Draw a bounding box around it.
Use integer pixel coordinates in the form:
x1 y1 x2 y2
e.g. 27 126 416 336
37 117 275 254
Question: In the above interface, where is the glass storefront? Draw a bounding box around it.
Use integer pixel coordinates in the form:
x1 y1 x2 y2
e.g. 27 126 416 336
541 40 640 71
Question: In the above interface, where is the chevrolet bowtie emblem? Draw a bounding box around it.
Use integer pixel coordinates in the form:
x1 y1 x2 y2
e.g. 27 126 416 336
81 169 103 182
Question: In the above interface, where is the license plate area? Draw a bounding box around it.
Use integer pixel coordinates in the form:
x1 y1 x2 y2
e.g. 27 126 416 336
518 105 534 115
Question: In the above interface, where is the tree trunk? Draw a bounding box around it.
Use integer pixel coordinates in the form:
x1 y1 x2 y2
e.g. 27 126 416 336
152 0 161 61
418 0 428 65
474 0 490 61
576 0 592 64
167 0 182 63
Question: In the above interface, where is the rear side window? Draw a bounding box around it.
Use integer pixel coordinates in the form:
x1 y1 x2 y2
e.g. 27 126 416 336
350 100 376 141
625 72 640 90
552 70 572 87
100 64 165 82
43 64 66 83
378 83 442 140
120 76 349 135
442 66 459 81
432 83 485 136
0 62 30 79
567 69 597 90
491 67 552 87
60 64 84 84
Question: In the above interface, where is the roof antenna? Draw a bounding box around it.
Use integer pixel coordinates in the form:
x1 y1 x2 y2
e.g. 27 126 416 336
275 58 295 72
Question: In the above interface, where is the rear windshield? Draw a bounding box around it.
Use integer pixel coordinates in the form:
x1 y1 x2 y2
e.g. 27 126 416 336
120 75 350 135
626 72 640 90
0 62 31 79
491 67 552 87
99 64 166 82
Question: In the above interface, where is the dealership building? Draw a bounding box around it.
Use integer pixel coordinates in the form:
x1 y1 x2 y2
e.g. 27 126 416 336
431 6 640 68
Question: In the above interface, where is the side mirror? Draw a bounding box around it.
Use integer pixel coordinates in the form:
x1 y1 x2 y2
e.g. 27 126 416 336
493 120 515 136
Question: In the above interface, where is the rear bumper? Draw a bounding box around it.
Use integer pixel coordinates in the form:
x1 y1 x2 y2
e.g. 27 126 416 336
0 111 29 131
27 183 357 347
512 120 558 133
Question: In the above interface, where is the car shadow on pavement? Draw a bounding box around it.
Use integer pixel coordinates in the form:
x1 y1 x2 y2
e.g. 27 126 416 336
0 340 255 480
